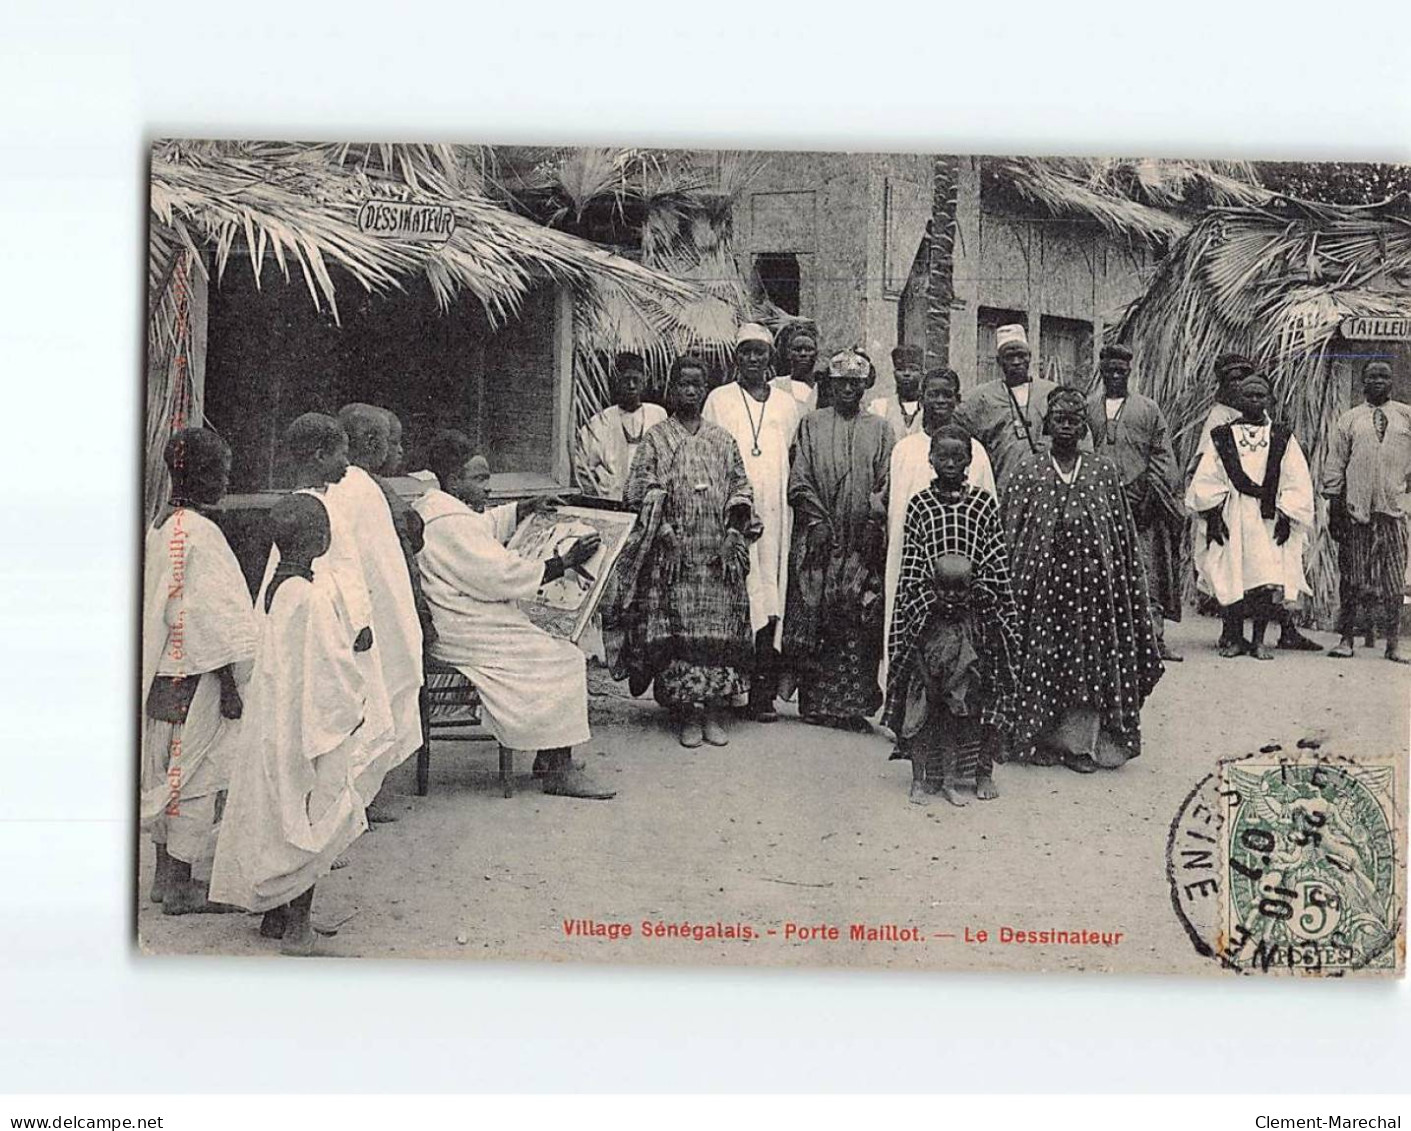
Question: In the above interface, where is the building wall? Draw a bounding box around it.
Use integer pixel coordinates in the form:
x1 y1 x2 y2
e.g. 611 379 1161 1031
731 150 931 399
942 157 1156 394
203 261 572 494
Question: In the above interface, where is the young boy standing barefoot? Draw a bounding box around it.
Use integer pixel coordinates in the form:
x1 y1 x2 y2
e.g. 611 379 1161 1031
210 494 373 956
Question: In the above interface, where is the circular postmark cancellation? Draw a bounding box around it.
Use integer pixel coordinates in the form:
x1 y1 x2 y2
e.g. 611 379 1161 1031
1167 742 1404 976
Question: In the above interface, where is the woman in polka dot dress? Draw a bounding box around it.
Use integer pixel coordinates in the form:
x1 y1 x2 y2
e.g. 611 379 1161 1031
1001 387 1165 773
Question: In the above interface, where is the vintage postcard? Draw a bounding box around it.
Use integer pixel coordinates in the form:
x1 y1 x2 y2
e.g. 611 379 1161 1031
138 140 1407 975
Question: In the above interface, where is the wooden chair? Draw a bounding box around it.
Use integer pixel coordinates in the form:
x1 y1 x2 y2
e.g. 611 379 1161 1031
419 657 514 798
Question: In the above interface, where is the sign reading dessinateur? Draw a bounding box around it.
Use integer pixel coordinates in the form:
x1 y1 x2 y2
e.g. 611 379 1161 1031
357 201 456 243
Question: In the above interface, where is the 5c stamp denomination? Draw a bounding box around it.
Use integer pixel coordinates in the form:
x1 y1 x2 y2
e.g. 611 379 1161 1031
1168 743 1403 976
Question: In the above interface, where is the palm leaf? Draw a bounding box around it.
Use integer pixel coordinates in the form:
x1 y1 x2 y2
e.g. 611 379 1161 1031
1120 193 1411 623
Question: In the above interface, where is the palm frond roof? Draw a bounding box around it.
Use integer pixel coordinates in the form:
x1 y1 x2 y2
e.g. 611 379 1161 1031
148 139 710 328
987 156 1270 245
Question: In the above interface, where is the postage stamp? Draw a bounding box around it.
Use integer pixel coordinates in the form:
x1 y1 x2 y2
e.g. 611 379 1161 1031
1167 742 1403 976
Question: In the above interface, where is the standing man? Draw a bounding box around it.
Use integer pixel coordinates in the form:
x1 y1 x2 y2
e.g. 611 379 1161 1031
1323 359 1411 662
956 324 1063 493
869 344 926 442
575 353 667 500
772 321 822 412
704 323 803 721
257 413 396 799
335 403 426 811
1188 372 1316 660
881 367 995 694
1085 344 1184 661
782 350 895 729
1191 354 1322 653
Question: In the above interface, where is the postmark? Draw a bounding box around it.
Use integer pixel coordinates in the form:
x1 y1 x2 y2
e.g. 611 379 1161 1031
1167 742 1403 976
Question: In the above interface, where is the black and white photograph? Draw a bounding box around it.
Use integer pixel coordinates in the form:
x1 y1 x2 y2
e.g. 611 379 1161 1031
137 142 1406 975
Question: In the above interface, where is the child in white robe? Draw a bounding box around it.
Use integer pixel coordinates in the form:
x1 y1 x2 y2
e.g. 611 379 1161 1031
141 428 256 914
210 494 372 955
1187 372 1314 660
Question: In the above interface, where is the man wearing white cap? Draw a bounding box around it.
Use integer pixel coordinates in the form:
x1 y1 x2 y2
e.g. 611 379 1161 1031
956 324 1066 493
703 322 803 721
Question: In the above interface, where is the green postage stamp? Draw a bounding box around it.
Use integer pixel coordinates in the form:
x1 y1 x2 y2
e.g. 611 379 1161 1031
1169 744 1403 976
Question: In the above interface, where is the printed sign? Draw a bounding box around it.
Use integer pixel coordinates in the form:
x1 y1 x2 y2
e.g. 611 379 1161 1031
1340 316 1411 341
356 200 456 243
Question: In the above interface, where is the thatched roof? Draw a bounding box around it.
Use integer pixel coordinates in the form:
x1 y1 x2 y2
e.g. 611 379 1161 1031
149 140 714 328
988 157 1268 246
1119 193 1411 621
147 141 748 471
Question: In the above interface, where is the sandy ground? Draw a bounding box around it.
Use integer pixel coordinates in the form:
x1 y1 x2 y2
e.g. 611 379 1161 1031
137 615 1408 974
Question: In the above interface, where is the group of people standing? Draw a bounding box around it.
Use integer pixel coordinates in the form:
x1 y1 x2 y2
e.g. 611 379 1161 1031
578 322 1183 803
142 402 616 954
141 310 1409 950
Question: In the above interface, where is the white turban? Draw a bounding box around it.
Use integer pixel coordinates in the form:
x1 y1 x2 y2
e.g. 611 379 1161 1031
995 324 1029 354
735 322 773 348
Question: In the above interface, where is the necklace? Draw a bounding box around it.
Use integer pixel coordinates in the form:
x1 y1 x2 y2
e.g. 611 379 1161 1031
1007 383 1036 450
619 406 644 446
1052 452 1082 485
738 384 767 457
1234 421 1269 453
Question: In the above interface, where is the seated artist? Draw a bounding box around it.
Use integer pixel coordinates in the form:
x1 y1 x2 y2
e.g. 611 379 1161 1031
412 431 615 799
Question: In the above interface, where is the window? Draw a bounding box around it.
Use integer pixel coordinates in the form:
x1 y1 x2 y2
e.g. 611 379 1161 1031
753 252 801 315
1039 315 1094 389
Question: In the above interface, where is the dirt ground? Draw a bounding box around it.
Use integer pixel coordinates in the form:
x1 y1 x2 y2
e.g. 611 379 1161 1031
137 615 1409 975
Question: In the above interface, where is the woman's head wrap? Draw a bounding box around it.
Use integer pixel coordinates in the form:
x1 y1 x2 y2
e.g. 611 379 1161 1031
1045 386 1088 417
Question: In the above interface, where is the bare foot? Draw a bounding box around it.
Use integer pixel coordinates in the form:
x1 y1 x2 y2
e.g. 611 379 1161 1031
678 717 704 748
975 774 999 801
908 779 930 806
366 804 400 824
1386 649 1411 665
161 883 241 916
1251 646 1275 660
260 907 289 938
937 783 969 807
1217 641 1246 659
331 856 350 871
149 845 174 903
280 917 316 957
1328 642 1355 659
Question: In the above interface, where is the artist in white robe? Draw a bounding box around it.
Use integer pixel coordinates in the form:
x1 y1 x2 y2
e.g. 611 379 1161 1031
574 354 667 500
141 429 256 914
256 414 394 803
1187 371 1314 660
703 322 802 720
880 368 995 695
336 404 425 792
414 434 614 799
210 494 371 955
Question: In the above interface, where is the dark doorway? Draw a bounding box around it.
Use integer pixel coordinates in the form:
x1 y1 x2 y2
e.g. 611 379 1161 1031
753 252 801 315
